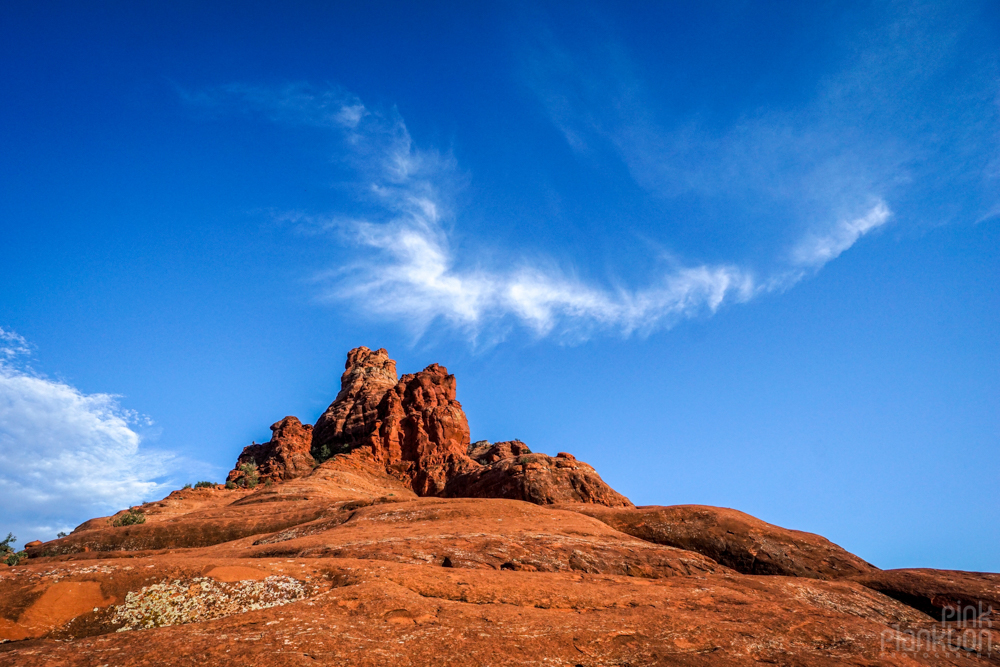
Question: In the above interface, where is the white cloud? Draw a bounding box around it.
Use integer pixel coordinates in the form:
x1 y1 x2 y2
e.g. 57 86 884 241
198 85 890 342
0 336 169 546
792 201 891 266
0 327 31 359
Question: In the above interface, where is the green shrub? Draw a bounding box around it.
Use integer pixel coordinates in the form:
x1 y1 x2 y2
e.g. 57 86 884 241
237 462 259 489
110 509 146 527
4 550 27 566
193 481 215 489
182 483 192 490
1 533 26 566
56 531 68 538
225 480 236 490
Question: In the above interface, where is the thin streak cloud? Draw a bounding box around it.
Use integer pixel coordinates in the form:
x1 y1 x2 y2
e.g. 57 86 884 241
195 84 890 342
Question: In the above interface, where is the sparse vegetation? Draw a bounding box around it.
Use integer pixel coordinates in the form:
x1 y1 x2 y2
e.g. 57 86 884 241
193 481 215 489
57 531 68 538
264 478 273 488
237 462 259 489
182 483 192 490
225 480 236 490
110 508 146 527
518 456 531 465
1 532 27 566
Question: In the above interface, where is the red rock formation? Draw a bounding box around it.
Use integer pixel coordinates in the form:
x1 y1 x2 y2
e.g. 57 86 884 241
467 439 531 464
311 346 397 461
445 452 634 508
369 364 478 495
226 417 315 484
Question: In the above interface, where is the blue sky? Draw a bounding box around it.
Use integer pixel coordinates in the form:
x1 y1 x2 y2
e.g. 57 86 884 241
1 1 998 570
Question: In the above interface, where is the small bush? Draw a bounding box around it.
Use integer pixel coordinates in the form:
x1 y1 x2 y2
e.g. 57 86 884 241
225 480 236 490
56 531 68 538
518 456 531 465
182 483 192 490
193 481 215 489
237 462 259 489
264 478 273 487
4 550 27 566
1 533 26 566
110 509 146 527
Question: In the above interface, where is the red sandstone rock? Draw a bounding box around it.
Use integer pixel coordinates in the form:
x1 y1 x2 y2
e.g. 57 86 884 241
226 416 315 484
561 503 878 579
467 439 531 464
445 452 634 508
311 346 398 460
6 462 998 664
851 568 1000 621
23 541 42 549
369 364 478 496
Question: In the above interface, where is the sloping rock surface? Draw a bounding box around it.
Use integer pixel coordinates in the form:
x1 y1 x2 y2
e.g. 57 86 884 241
563 503 877 579
6 467 997 665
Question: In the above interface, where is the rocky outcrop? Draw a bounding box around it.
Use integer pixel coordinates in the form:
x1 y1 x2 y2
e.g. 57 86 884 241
445 452 634 508
369 364 478 496
467 439 531 464
560 504 877 579
311 346 398 461
226 417 315 484
851 568 1000 620
227 348 632 506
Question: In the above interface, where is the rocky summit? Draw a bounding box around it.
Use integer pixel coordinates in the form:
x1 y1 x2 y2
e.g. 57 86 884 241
1 348 997 665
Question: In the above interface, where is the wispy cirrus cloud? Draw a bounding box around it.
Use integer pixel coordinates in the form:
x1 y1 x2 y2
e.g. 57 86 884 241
0 328 171 546
192 83 891 342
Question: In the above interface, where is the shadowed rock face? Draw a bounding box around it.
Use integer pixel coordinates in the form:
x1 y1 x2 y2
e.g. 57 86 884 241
311 346 398 461
226 417 315 484
851 568 1000 621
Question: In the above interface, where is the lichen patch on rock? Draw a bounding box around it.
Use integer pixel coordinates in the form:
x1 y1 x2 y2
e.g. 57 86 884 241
111 576 307 631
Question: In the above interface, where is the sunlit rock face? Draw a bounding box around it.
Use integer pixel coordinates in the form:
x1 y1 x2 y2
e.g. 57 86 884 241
311 346 399 461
